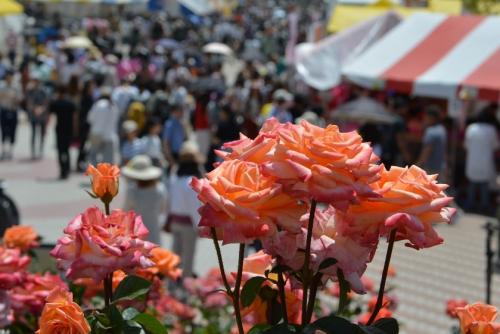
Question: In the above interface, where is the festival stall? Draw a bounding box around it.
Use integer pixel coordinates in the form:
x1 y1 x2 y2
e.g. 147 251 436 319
294 11 401 91
342 13 500 102
328 0 462 32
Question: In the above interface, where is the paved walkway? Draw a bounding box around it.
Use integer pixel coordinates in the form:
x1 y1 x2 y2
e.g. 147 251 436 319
1 118 499 334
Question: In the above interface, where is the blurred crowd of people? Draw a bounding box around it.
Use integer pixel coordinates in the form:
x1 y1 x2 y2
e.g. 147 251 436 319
0 0 498 275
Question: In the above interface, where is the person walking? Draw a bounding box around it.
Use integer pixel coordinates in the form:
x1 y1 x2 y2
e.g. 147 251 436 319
464 106 499 214
122 155 167 245
416 105 447 178
0 71 22 160
76 80 95 171
26 77 49 159
165 141 203 277
162 105 186 166
87 87 120 165
49 85 76 179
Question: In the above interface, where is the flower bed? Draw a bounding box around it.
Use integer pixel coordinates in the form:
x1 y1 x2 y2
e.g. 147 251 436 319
0 118 498 334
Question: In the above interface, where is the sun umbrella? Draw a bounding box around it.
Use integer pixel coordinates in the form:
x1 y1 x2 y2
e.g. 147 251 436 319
63 36 93 49
332 97 400 124
202 42 233 56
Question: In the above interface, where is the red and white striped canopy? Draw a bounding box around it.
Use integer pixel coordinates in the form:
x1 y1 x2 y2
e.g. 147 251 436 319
343 13 500 101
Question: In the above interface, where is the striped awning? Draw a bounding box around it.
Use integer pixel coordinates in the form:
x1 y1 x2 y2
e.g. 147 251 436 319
342 13 500 101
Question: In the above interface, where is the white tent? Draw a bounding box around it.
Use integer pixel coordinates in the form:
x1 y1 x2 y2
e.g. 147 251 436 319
294 11 401 91
343 13 500 101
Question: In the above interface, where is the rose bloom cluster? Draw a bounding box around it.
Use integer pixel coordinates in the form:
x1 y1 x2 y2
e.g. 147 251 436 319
0 226 68 329
191 118 455 293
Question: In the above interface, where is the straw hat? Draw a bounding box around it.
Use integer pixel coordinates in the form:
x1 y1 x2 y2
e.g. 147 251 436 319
178 141 204 164
122 155 163 181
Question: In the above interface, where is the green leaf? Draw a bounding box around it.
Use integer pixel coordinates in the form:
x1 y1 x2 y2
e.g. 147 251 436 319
372 318 399 334
270 264 293 274
359 326 386 334
123 308 141 321
133 313 168 334
95 313 111 328
303 315 359 334
262 323 298 334
124 320 146 334
248 324 272 334
69 283 86 305
112 275 151 303
107 305 124 333
337 269 351 314
85 189 98 199
318 258 338 271
258 285 278 301
241 276 267 307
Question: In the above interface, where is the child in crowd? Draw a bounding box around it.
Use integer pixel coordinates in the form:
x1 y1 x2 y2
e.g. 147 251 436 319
121 120 143 165
141 117 165 167
122 155 167 245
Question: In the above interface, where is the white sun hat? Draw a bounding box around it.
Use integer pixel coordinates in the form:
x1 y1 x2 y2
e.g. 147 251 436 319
121 155 163 181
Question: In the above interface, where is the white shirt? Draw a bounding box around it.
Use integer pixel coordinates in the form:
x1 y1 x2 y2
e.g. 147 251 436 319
124 182 167 245
87 99 120 141
111 85 139 116
464 123 499 182
141 135 163 160
168 175 200 227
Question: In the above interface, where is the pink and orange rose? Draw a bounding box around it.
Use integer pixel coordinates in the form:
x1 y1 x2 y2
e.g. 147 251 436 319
263 206 375 293
36 287 90 334
0 247 30 289
10 272 67 316
3 225 39 252
239 251 303 325
219 118 381 207
191 159 308 244
456 303 500 334
338 165 455 249
147 248 182 280
51 207 157 282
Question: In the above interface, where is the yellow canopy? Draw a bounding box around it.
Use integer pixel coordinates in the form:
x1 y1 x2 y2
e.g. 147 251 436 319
328 0 462 32
0 0 23 16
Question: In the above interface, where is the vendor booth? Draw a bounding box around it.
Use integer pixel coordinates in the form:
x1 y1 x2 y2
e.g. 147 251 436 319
343 13 500 102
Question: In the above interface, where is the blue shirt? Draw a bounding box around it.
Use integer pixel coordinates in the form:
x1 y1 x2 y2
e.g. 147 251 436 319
162 118 185 154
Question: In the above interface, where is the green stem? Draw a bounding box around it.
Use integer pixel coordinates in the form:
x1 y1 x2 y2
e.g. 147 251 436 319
305 274 322 323
104 273 113 308
210 228 233 296
233 244 246 334
103 202 113 310
277 269 288 324
301 199 317 325
367 229 397 325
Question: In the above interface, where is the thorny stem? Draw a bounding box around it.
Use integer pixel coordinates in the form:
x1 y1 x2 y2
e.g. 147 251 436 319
301 199 317 325
367 229 397 325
